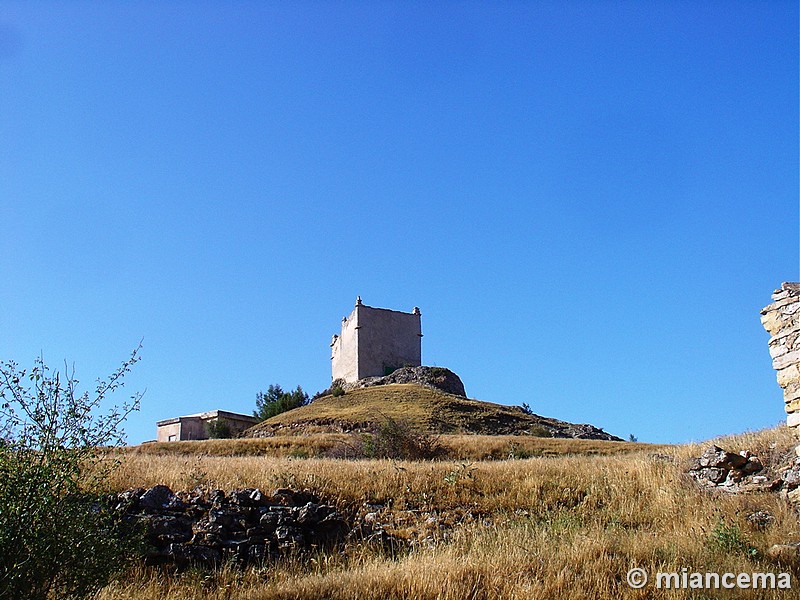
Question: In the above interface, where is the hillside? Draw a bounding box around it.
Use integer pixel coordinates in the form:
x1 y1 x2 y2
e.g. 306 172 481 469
246 383 621 440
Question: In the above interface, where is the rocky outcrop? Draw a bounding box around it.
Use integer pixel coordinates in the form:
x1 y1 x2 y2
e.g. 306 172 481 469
688 445 768 491
337 366 467 397
760 282 800 426
686 443 800 499
556 422 623 440
113 486 349 568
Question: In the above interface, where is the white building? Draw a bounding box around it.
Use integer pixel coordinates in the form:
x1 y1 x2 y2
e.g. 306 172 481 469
156 410 259 442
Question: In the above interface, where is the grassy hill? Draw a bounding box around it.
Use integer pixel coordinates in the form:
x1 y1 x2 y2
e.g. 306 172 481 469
246 383 621 440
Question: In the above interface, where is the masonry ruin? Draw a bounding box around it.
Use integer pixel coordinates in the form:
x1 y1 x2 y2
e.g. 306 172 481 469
761 282 800 427
330 297 422 383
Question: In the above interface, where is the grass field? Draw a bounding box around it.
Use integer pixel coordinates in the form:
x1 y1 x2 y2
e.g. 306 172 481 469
97 425 800 599
130 433 658 461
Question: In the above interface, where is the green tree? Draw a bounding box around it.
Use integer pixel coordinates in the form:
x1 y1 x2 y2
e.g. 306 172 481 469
254 384 309 421
0 346 143 600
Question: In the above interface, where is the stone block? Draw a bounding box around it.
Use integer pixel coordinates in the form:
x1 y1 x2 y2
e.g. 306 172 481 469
773 289 794 301
773 350 800 371
776 296 800 310
770 342 789 359
785 302 800 315
789 336 800 353
769 324 800 344
785 398 800 413
777 364 800 388
785 383 800 402
761 310 787 336
788 412 800 428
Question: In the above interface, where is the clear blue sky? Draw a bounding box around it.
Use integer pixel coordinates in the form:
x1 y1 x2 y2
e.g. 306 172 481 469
1 1 797 445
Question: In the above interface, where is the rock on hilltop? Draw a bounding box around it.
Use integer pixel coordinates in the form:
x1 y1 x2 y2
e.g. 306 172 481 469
336 366 466 397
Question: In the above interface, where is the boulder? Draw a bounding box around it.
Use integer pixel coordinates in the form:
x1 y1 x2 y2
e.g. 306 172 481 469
344 366 467 397
698 446 747 469
139 485 183 511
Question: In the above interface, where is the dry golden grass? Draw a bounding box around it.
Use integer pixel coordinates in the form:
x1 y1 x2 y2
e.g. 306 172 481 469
128 433 660 461
247 384 614 437
97 425 800 599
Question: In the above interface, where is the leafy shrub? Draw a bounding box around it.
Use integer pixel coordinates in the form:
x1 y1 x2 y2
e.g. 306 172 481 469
254 384 309 421
708 519 758 558
0 348 143 600
332 417 442 460
312 379 346 400
528 425 554 438
206 419 233 439
506 442 534 459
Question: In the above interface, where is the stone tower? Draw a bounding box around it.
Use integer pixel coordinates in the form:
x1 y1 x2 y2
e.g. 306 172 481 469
330 297 422 383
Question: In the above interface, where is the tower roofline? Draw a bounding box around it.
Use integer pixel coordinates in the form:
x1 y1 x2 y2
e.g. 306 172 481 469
352 298 421 317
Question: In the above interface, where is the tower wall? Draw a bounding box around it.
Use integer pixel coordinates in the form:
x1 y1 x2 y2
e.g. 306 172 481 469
331 310 360 382
331 299 422 383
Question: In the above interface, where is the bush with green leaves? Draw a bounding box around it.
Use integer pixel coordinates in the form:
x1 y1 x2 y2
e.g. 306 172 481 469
0 347 143 600
359 417 442 460
205 419 233 439
708 519 759 558
254 384 309 421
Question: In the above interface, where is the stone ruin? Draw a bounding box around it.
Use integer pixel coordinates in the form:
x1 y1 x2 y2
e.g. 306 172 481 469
760 282 800 427
109 485 449 569
112 486 350 568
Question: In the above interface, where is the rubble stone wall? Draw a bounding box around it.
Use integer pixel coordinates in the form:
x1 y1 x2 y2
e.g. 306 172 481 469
761 282 800 427
113 485 350 569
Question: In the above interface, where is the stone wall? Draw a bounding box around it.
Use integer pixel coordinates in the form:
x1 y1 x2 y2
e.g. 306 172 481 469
113 485 350 568
760 282 800 426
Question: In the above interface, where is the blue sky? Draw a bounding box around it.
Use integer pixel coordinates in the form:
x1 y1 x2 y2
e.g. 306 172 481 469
0 1 797 445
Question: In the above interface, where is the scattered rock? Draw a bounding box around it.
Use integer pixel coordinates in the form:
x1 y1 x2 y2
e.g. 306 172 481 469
698 446 748 470
767 543 800 565
782 466 800 490
688 445 766 490
746 510 775 530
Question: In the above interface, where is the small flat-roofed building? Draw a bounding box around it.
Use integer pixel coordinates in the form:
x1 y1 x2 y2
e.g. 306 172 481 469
156 410 259 442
